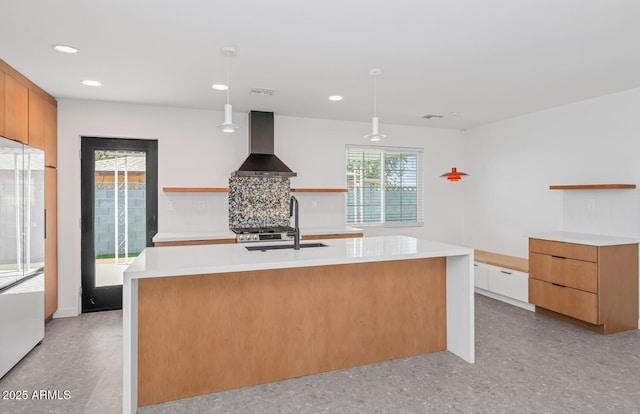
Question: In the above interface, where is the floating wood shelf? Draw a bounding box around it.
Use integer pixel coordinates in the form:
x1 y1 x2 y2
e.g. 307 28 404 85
163 187 230 193
291 188 348 193
163 187 347 193
549 184 636 190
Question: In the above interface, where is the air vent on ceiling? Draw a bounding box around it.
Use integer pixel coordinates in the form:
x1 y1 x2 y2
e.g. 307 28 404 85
422 112 459 120
249 87 275 96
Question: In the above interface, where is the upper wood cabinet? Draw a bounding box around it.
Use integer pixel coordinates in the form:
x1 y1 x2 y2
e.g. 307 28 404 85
29 89 57 165
28 88 45 149
1 60 58 165
44 99 57 167
3 73 29 143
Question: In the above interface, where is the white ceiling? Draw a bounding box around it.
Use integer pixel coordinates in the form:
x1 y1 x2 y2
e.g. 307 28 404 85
2 0 640 130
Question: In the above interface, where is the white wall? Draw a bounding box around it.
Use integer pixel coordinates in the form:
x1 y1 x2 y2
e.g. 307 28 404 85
56 99 465 317
464 87 640 258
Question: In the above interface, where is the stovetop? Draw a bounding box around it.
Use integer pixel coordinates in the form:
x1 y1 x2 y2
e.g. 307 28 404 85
231 226 294 234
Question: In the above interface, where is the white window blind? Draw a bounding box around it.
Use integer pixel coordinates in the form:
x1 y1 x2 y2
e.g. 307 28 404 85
346 145 424 225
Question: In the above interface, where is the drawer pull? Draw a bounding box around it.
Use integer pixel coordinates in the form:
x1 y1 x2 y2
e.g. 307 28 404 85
552 255 566 259
474 264 478 267
500 270 512 275
552 282 567 288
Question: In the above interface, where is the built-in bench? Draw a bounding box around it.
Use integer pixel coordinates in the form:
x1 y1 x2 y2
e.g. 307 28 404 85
474 250 528 273
473 249 533 311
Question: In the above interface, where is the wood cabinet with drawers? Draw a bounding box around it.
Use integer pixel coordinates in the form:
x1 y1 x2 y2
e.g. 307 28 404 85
529 237 638 334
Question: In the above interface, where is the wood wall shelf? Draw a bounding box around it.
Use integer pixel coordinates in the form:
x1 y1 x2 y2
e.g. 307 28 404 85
291 188 348 193
163 187 348 193
549 184 636 190
163 187 230 193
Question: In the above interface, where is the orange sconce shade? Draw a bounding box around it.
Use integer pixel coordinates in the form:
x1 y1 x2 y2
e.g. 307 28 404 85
440 167 468 182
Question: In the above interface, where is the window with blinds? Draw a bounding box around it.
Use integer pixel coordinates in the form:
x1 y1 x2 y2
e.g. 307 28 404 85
346 145 424 225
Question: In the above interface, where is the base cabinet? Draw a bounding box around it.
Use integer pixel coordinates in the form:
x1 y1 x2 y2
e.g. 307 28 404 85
474 262 532 310
529 238 638 335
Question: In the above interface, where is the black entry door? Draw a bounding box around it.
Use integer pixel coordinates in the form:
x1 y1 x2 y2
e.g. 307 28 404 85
81 137 158 312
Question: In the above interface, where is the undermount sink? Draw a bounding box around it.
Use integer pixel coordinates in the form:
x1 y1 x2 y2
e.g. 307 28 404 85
245 242 328 251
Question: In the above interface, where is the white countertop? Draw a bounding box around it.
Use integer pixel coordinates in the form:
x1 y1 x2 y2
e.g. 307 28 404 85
528 231 639 246
125 235 472 279
152 226 363 243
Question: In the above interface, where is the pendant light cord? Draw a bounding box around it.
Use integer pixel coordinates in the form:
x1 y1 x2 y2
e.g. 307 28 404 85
373 75 377 117
226 53 231 105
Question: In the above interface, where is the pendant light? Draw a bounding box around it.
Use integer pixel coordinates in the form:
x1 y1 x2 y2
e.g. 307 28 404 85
440 167 469 182
217 46 239 133
365 68 385 142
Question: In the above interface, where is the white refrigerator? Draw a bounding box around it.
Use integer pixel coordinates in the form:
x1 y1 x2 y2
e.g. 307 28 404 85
0 136 45 378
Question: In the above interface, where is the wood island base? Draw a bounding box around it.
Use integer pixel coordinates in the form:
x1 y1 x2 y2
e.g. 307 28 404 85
137 258 446 406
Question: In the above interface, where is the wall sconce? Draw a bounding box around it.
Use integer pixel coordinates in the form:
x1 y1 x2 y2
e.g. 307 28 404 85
440 167 468 182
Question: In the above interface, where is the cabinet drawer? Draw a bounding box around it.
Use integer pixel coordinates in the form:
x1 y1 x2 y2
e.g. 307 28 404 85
473 263 489 290
529 252 598 293
529 279 598 324
489 268 528 303
529 239 597 262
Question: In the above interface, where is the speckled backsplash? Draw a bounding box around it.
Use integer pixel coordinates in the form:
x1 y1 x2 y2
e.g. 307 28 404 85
229 177 291 228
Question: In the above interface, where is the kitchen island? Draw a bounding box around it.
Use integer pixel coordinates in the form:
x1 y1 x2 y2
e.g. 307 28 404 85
123 235 474 413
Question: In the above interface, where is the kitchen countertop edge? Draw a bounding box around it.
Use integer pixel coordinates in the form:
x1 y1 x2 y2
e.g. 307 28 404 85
527 231 640 246
125 235 472 280
152 226 363 243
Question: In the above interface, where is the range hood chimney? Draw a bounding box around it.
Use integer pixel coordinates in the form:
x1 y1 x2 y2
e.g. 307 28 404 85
231 111 297 177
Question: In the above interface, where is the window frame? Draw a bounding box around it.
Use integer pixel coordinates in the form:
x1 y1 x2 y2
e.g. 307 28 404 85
345 144 424 227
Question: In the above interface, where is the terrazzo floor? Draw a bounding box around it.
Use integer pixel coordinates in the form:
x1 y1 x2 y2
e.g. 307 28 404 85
1 294 639 413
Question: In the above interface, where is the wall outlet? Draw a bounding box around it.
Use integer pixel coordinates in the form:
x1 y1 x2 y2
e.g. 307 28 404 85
587 199 596 211
197 200 206 212
311 200 318 209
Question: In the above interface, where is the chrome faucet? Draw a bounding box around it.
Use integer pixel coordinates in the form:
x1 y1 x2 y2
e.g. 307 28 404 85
290 195 300 250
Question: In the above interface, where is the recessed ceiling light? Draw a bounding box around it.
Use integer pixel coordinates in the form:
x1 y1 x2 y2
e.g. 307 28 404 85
82 80 102 87
51 44 79 54
212 84 228 91
328 95 343 101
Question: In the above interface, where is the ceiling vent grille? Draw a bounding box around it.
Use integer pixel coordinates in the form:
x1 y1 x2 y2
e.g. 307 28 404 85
249 88 275 96
422 114 444 119
422 112 459 120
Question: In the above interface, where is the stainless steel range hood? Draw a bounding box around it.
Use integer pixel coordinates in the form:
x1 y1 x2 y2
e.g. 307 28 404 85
231 111 296 177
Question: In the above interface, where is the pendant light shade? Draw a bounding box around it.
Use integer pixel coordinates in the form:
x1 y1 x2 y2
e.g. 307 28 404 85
219 103 238 132
440 167 469 182
365 68 386 142
217 46 239 133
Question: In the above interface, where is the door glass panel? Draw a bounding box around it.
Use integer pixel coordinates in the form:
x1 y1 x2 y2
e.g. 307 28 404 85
94 150 146 287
